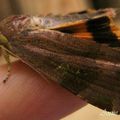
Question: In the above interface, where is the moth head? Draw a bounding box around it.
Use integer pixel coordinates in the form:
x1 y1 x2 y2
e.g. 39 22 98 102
0 32 11 51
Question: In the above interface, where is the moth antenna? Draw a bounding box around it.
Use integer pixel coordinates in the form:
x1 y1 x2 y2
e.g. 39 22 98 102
2 50 11 83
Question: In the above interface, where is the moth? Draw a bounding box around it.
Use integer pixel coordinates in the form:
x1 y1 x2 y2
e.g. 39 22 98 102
0 8 120 112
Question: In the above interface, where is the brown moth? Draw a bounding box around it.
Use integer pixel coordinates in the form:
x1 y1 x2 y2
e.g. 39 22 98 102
0 8 120 113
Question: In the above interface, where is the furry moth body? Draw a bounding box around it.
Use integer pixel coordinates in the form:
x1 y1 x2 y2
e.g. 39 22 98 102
0 8 120 112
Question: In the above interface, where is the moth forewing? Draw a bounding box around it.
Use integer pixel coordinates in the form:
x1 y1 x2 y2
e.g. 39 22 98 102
4 29 120 112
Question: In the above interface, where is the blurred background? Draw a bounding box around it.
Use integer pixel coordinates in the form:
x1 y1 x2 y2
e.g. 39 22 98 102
0 0 90 19
0 0 120 19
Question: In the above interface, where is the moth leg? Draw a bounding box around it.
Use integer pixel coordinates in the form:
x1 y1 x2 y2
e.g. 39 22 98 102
2 50 11 83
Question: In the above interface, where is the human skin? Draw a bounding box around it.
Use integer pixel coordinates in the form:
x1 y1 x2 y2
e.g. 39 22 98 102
0 61 86 120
